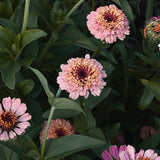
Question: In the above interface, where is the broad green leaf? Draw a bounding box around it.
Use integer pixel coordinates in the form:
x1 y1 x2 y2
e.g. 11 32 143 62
0 60 22 89
139 88 154 110
20 29 47 51
141 79 160 101
25 150 40 160
119 0 134 23
0 18 18 33
145 0 155 20
16 79 35 97
67 154 92 160
0 140 28 157
100 61 115 75
0 144 7 160
29 67 54 98
84 87 111 109
45 135 105 160
43 98 85 119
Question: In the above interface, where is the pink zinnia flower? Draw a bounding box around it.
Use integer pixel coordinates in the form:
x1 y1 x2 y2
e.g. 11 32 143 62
102 145 160 160
57 54 107 100
102 145 127 160
140 125 158 140
87 4 130 44
39 119 75 143
0 97 31 141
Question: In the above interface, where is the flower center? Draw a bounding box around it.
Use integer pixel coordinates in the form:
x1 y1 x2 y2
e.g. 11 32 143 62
76 67 88 80
0 111 18 131
137 156 150 160
55 128 66 137
103 12 117 22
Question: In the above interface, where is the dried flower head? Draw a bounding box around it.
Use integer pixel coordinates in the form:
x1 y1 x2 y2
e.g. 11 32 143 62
140 125 158 140
39 119 75 143
144 16 160 45
57 54 107 100
87 4 130 44
0 97 31 141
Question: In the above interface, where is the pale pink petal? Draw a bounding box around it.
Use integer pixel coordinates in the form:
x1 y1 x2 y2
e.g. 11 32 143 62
144 150 155 159
14 128 25 135
150 153 158 160
136 149 144 160
15 103 27 116
9 131 16 139
11 98 21 113
0 104 3 114
17 122 30 129
127 145 135 160
102 150 113 160
119 151 130 160
155 157 160 160
109 145 119 159
2 97 11 111
0 131 9 141
18 113 31 122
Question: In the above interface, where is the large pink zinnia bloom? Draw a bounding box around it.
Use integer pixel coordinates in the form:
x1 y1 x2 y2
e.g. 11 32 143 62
0 97 31 141
39 119 75 143
57 54 107 100
102 145 160 160
87 4 130 44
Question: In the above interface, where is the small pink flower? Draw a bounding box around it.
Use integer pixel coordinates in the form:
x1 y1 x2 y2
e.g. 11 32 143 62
39 119 75 143
87 4 130 44
57 54 107 100
140 126 158 140
0 97 31 141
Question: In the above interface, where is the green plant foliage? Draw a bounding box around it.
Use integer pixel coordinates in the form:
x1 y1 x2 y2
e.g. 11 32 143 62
44 135 105 160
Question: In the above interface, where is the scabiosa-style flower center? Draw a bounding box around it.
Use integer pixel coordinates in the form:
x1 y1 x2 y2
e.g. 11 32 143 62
0 111 17 131
103 12 117 22
55 128 66 137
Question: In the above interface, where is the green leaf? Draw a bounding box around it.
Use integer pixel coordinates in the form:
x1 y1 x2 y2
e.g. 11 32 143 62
138 133 160 150
29 67 54 98
100 61 115 75
25 150 40 160
0 144 7 160
45 135 105 160
0 18 18 33
0 60 22 89
83 87 111 109
154 117 160 132
119 0 134 23
16 79 35 97
43 98 85 119
67 154 92 160
20 29 47 51
139 88 154 110
141 79 160 101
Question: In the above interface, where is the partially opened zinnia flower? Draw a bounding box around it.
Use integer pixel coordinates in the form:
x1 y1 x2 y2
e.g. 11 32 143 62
57 54 107 100
39 119 75 143
0 97 31 141
87 4 130 44
144 16 160 45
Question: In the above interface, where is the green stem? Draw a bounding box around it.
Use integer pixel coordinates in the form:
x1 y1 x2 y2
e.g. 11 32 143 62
9 151 13 160
91 42 104 58
79 96 83 108
65 0 84 19
21 0 30 33
36 33 54 66
92 0 95 10
40 88 61 160
40 106 55 160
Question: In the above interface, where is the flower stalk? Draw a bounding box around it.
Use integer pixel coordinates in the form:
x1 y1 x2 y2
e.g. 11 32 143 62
21 0 30 33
